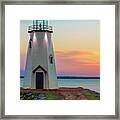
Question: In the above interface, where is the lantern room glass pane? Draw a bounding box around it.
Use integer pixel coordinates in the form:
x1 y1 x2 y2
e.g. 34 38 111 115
38 20 43 25
44 20 48 26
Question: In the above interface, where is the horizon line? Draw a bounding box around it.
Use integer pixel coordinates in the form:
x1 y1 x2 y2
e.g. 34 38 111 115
20 75 100 79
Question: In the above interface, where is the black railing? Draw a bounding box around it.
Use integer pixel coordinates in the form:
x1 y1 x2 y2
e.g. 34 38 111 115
28 25 53 32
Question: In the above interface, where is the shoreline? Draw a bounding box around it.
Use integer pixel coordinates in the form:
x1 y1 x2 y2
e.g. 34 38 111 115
21 87 99 93
21 86 100 93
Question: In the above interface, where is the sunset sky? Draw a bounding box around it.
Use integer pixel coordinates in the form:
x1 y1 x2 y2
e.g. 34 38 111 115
20 20 100 77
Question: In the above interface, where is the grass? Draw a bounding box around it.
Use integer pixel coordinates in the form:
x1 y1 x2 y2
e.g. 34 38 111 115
46 93 64 100
82 91 100 100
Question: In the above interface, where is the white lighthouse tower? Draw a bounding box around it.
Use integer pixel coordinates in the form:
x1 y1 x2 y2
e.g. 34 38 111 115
24 20 58 89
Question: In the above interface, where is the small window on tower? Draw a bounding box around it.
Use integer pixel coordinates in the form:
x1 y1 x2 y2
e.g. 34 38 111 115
29 41 32 48
49 54 53 64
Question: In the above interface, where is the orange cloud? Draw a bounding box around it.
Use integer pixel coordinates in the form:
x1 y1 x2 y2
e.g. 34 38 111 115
55 50 100 76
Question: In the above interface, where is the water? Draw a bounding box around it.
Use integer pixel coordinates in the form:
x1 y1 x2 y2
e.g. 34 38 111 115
20 78 100 93
58 79 100 93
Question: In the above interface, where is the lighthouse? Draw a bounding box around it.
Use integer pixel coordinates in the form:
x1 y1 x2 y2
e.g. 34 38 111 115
23 20 58 89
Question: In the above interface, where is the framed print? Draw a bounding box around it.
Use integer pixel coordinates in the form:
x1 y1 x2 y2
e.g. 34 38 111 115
0 0 119 119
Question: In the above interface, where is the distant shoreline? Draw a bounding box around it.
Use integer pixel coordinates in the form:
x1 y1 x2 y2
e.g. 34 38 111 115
57 76 100 79
20 76 100 79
